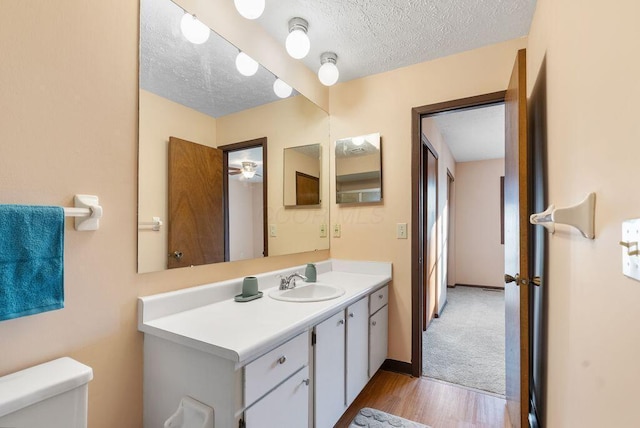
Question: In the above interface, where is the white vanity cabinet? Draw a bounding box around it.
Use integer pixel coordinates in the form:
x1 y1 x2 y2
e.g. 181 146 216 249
346 297 369 406
139 261 392 428
244 366 310 428
314 311 346 428
369 285 389 376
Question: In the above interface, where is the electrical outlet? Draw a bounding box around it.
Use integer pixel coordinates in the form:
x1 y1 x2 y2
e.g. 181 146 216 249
269 224 277 237
333 224 341 238
320 224 327 238
397 223 408 239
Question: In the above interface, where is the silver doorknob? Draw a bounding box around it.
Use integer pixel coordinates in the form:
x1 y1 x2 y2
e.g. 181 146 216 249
172 251 183 260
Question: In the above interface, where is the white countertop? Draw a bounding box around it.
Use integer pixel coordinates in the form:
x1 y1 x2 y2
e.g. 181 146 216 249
138 260 391 366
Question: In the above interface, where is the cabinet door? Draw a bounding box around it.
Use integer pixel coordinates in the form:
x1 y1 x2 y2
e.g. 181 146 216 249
244 366 310 428
346 297 369 406
369 305 388 377
315 311 346 428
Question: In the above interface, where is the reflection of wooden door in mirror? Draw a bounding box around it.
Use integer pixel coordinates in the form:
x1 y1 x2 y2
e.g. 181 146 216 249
295 172 320 205
168 137 224 269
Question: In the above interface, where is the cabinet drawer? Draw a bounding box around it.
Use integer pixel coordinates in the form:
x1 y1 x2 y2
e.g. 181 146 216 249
244 366 310 428
244 331 309 406
369 285 389 315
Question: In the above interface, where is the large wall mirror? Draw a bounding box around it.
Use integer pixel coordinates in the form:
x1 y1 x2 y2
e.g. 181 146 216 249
138 0 330 273
335 133 383 204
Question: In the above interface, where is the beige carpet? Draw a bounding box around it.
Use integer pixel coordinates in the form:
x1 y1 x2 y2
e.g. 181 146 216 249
423 286 505 395
349 408 430 428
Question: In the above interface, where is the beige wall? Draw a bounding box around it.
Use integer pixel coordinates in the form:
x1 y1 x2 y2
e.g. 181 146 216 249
138 89 217 272
527 0 640 426
217 95 330 257
453 159 505 288
228 180 263 261
330 37 527 363
0 2 328 428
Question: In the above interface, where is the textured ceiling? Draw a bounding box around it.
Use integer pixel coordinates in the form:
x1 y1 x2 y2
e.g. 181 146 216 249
140 0 284 118
430 103 505 162
257 0 536 82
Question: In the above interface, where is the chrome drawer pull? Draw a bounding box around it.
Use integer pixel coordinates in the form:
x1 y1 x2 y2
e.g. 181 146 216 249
302 379 310 386
349 313 354 318
372 321 377 326
338 319 344 325
278 356 286 364
378 294 383 299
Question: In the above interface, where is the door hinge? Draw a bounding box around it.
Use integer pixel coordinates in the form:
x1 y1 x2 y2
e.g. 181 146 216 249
239 418 245 428
311 331 316 346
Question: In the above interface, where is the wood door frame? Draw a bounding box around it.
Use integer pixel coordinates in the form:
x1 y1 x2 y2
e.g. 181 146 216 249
421 135 438 330
218 137 268 261
411 91 506 378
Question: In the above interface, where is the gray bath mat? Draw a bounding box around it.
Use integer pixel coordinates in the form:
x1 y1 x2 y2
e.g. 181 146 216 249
348 408 430 428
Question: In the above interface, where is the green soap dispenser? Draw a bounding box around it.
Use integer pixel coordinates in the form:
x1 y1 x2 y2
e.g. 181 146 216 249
305 263 317 282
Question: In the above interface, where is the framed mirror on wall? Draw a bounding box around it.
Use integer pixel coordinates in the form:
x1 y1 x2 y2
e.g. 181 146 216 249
284 144 321 207
137 0 329 273
335 133 383 204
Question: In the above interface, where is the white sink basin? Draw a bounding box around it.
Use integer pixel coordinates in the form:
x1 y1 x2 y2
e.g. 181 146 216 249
269 283 345 302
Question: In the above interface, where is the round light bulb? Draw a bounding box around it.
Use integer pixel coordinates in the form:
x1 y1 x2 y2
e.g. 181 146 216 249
273 79 293 98
285 29 310 59
352 136 365 146
318 62 339 86
180 14 210 45
234 0 265 20
235 52 259 77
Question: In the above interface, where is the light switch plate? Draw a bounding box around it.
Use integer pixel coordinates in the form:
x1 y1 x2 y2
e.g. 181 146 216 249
333 224 341 238
397 223 408 239
320 224 327 238
622 219 640 281
269 224 277 237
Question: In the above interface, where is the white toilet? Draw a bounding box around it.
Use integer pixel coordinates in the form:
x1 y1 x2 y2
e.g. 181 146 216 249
0 357 93 428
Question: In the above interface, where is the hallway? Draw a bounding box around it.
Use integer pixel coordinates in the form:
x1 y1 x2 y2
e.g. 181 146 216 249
423 286 505 395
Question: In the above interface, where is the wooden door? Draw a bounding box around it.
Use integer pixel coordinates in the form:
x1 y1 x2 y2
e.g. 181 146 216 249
168 137 224 269
295 171 320 205
423 143 438 330
314 311 346 428
504 49 530 428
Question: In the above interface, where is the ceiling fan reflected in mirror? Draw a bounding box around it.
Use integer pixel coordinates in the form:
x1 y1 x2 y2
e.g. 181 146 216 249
228 161 262 179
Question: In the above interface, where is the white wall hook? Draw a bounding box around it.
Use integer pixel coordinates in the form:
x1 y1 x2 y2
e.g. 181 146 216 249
70 194 103 231
530 192 596 239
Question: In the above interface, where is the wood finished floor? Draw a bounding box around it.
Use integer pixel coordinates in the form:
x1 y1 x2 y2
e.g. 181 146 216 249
334 370 510 428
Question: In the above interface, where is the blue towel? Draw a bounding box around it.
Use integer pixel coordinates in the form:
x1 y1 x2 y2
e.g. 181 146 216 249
0 205 64 321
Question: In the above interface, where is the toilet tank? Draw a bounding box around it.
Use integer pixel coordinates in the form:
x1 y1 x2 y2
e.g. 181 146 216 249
0 357 93 428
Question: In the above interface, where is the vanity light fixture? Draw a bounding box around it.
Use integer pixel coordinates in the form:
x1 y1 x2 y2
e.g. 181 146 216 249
318 52 339 86
273 78 293 98
180 13 210 45
236 52 259 77
234 0 265 20
285 18 310 59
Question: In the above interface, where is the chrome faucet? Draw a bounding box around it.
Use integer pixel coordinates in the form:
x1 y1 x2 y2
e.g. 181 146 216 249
279 273 307 290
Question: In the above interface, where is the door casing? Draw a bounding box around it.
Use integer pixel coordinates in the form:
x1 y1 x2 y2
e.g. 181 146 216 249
410 91 506 377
